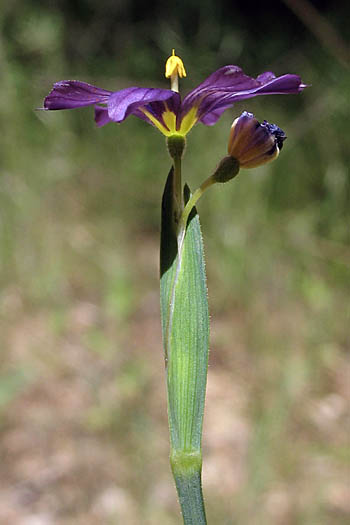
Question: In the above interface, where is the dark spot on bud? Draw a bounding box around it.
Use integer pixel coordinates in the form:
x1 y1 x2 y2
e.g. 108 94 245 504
261 121 287 150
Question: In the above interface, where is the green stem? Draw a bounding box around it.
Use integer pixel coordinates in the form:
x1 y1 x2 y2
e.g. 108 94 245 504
173 155 184 224
160 168 209 525
177 174 215 252
171 451 207 524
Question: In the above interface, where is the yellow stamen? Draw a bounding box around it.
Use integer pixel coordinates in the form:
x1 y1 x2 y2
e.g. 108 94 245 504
165 49 186 92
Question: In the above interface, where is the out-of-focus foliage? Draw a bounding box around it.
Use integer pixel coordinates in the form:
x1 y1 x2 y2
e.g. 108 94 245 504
0 1 349 524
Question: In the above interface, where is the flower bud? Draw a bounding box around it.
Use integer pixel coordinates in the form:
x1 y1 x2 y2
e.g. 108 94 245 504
228 111 286 169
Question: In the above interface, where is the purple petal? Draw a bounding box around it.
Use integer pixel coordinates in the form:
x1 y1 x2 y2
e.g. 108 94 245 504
190 65 257 91
250 74 306 95
182 66 258 110
44 80 112 110
256 71 276 83
94 104 165 129
107 87 180 123
94 106 112 127
181 66 306 126
199 105 231 126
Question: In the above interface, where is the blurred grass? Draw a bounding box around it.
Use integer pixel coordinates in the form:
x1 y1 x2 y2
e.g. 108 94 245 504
0 2 349 524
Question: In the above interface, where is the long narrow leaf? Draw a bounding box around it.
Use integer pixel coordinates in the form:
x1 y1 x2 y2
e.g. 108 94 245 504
160 167 209 453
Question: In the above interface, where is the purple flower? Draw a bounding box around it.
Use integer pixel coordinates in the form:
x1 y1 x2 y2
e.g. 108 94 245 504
228 111 287 168
43 57 306 137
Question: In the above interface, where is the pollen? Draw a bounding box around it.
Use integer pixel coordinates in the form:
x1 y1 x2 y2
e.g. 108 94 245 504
165 49 187 79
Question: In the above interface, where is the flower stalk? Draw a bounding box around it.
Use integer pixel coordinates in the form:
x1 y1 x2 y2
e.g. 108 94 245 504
167 134 186 224
171 451 206 524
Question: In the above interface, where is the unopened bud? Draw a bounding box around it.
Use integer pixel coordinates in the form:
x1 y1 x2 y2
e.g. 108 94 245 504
228 111 286 169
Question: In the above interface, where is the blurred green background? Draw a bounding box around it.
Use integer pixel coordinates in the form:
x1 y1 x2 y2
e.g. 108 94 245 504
1 0 349 523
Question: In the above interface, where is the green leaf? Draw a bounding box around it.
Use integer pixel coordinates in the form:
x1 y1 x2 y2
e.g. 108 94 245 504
160 167 209 523
160 167 209 453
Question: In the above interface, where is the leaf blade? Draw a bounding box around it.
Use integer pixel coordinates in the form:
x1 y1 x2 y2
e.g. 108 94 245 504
160 169 209 452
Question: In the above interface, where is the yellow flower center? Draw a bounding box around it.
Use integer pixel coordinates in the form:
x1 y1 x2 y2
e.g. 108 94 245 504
138 51 198 137
141 105 198 137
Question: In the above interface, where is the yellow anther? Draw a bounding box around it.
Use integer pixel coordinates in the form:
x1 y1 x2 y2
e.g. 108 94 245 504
165 49 187 79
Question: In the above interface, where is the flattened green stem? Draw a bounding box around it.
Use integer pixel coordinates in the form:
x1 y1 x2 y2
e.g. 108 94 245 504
167 135 186 225
160 170 209 524
173 155 184 222
161 154 239 523
177 155 239 245
177 174 215 252
171 451 207 524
